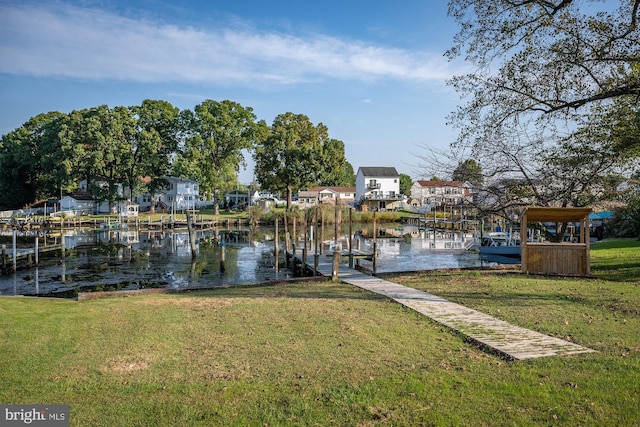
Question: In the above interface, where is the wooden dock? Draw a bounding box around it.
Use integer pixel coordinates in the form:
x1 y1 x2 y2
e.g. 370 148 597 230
308 253 596 360
1 243 64 271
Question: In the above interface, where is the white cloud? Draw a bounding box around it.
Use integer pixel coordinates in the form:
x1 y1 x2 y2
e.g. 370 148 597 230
0 2 454 85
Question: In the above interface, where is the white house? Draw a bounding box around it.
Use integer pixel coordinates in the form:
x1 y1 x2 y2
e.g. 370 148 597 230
133 176 200 212
355 167 402 211
117 201 139 217
225 190 250 209
78 178 126 213
163 177 199 210
59 194 97 215
410 180 473 209
297 186 356 207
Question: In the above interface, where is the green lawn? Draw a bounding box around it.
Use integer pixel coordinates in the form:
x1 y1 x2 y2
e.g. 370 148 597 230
0 239 638 426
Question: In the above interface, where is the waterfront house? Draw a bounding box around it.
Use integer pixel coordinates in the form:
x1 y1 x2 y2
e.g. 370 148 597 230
133 176 200 212
225 190 250 209
297 186 356 208
59 194 97 215
410 180 473 210
355 167 403 211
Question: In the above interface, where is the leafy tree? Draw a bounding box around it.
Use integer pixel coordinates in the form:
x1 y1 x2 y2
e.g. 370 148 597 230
58 105 136 211
319 138 355 186
254 113 339 208
0 112 66 209
179 100 266 215
399 173 412 196
447 0 639 128
452 159 482 185
128 100 180 212
445 0 640 209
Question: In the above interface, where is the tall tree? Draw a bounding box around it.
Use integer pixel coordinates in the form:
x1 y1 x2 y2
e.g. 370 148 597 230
0 112 68 209
445 0 640 208
319 138 355 187
254 113 345 208
128 100 180 212
179 100 265 215
447 1 639 124
57 105 136 211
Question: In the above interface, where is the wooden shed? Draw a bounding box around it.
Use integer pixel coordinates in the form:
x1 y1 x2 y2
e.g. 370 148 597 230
521 207 592 276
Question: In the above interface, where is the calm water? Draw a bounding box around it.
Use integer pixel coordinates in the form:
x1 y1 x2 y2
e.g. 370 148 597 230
0 224 516 298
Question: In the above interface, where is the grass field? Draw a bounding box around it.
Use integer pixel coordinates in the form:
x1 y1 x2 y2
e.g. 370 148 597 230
0 239 638 426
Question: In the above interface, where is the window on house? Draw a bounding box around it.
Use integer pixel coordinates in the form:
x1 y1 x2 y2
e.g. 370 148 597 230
185 184 190 190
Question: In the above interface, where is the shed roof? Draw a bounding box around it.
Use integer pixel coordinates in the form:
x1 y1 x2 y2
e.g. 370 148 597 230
523 207 592 222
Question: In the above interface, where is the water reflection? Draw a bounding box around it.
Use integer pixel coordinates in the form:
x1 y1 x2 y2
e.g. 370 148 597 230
0 223 515 298
1 228 292 298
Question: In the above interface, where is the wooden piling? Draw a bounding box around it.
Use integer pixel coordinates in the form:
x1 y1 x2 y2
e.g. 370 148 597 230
348 207 353 268
302 218 308 270
274 217 279 273
372 211 377 275
320 207 325 255
12 230 17 272
186 210 197 260
332 251 340 281
220 243 226 272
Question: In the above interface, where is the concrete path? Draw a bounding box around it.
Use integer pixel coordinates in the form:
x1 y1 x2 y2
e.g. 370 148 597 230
313 259 596 360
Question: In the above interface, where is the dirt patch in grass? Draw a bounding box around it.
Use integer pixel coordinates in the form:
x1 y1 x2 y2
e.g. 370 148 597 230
135 296 234 310
101 357 152 373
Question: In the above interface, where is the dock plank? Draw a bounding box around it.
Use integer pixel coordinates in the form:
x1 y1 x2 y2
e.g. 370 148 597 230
312 256 596 360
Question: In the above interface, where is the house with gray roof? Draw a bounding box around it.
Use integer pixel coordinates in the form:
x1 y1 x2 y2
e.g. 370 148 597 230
355 167 403 211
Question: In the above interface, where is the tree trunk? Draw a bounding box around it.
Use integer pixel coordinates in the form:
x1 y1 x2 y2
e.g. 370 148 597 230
286 186 293 210
214 190 220 216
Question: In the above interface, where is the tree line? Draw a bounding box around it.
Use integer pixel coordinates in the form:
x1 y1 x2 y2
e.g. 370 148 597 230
0 99 355 212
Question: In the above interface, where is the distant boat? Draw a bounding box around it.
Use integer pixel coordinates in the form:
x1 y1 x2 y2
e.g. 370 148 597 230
479 231 521 257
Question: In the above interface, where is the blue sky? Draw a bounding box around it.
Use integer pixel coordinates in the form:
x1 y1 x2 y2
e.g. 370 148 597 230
0 0 466 183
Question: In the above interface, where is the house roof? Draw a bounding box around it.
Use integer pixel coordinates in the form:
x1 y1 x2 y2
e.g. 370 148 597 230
357 167 399 177
415 180 465 188
165 176 198 184
306 186 355 193
66 193 96 201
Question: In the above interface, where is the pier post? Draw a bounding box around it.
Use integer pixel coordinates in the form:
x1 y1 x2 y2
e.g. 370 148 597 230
372 242 378 275
1 244 6 270
348 207 353 268
292 245 298 275
274 218 279 273
372 211 377 275
35 236 39 266
12 230 17 272
302 219 308 272
320 208 325 255
186 210 197 260
332 250 340 281
220 242 226 272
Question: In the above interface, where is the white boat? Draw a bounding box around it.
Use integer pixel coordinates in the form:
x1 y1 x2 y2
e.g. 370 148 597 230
479 231 521 257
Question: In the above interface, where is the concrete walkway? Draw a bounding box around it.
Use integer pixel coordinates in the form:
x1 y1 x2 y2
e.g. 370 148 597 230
314 259 596 360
